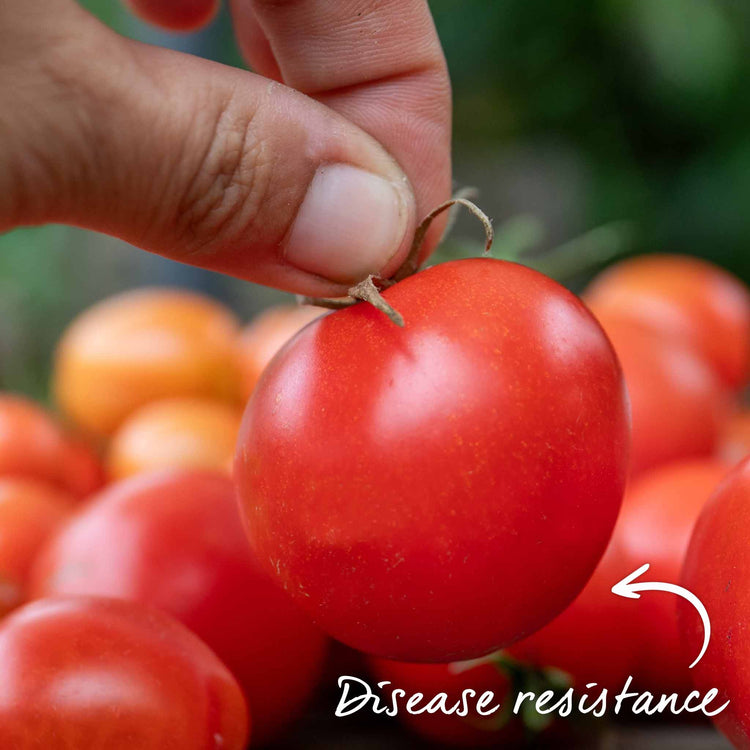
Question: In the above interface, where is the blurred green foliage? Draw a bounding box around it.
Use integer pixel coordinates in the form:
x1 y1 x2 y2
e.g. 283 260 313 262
2 0 750 395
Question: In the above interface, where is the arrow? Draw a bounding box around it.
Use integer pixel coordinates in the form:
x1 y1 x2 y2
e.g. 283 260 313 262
611 563 711 669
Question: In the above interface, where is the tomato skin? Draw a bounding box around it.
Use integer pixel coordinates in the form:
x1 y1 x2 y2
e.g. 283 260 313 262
511 459 729 695
508 532 635 693
681 457 750 749
719 408 750 465
0 394 103 498
106 397 242 479
616 459 729 694
236 305 325 401
125 0 219 32
590 310 728 476
367 656 521 747
0 479 75 617
0 596 248 749
53 289 240 438
584 254 750 390
30 470 327 745
236 258 630 662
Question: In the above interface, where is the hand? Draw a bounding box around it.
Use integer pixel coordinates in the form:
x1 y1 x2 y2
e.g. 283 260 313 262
0 0 451 296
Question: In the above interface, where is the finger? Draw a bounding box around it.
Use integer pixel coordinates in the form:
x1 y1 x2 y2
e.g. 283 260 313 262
229 3 281 80
123 0 220 32
231 0 452 257
1 3 416 297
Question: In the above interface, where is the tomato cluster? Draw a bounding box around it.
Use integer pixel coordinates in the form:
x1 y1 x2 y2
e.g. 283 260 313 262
0 289 329 747
0 250 748 747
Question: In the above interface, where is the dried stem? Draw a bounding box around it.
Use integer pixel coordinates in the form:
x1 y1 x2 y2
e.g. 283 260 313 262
393 196 493 282
301 192 494 326
348 276 404 327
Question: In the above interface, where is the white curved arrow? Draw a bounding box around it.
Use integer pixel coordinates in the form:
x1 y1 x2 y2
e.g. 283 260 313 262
611 563 711 669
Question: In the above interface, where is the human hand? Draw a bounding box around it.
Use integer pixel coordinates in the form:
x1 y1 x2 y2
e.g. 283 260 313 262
0 0 451 296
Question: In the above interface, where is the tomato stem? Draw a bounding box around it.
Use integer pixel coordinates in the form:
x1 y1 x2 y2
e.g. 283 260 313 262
299 191 494 325
393 192 494 282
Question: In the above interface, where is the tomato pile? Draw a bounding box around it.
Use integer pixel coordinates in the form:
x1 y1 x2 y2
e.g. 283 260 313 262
0 251 748 747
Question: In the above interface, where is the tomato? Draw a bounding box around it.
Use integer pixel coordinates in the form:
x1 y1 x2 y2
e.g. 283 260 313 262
0 596 248 749
589 309 728 476
0 394 102 498
31 470 327 745
53 289 240 438
367 655 521 747
236 258 630 662
0 478 75 617
615 459 729 694
512 459 729 695
237 305 325 401
584 254 750 390
508 531 635 693
719 408 750 465
681 456 750 749
106 397 242 480
125 0 219 32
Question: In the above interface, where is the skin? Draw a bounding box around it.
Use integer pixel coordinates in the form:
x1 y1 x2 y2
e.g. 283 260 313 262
0 0 451 297
681 457 750 749
235 258 630 662
31 470 328 745
0 596 248 749
0 394 102 498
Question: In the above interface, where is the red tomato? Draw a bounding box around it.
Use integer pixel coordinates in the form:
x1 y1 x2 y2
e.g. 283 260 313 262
584 254 750 390
53 288 240 438
236 258 630 662
236 305 325 401
681 457 750 749
125 0 219 31
718 408 750 465
512 459 729 695
0 394 102 498
508 531 635 693
0 596 248 749
616 459 729 694
368 655 522 747
589 310 728 476
106 397 242 479
0 478 75 617
31 470 327 745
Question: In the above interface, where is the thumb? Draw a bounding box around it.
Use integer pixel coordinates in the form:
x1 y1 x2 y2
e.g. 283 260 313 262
1 2 416 297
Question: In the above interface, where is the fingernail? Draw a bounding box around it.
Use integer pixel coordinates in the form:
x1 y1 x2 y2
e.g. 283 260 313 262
284 164 411 284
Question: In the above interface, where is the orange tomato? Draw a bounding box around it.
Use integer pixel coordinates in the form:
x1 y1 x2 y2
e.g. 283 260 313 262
719 408 750 465
590 309 729 476
0 478 75 617
585 254 750 390
53 288 241 438
236 305 325 401
107 398 242 480
0 394 103 498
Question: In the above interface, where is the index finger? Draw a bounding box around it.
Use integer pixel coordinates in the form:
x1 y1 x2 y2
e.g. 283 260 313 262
231 0 452 259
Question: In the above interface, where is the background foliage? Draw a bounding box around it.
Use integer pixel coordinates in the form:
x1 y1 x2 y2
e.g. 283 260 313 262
2 0 749 396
